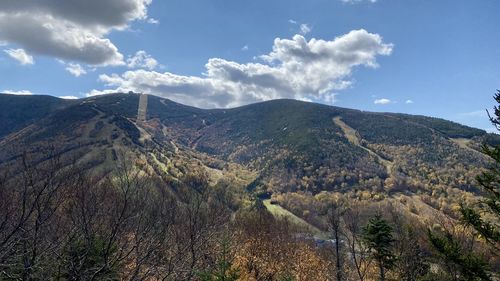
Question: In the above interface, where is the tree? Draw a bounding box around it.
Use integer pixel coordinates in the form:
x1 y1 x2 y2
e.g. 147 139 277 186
0 150 75 279
343 205 372 281
427 230 491 281
198 233 239 281
362 215 395 281
422 90 500 281
0 148 233 280
327 200 346 281
388 206 429 281
460 90 500 250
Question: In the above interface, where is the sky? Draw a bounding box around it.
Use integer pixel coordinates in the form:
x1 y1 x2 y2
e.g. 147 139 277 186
0 0 499 131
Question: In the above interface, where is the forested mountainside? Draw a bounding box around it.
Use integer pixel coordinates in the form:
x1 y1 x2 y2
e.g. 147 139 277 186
0 94 74 138
0 94 488 188
0 93 499 280
1 93 497 201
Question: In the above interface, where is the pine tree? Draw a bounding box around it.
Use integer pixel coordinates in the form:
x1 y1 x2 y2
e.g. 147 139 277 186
362 215 395 281
199 235 239 281
460 90 500 250
427 230 491 281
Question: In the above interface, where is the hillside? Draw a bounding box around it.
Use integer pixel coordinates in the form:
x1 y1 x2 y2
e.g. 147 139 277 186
0 94 74 138
0 92 497 222
1 93 494 190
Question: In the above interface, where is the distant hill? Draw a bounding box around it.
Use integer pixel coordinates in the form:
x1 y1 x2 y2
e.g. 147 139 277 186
0 94 74 138
0 93 497 218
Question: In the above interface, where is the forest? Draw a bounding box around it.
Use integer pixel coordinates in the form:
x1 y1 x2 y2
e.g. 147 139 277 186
0 148 498 280
0 114 498 281
0 93 499 280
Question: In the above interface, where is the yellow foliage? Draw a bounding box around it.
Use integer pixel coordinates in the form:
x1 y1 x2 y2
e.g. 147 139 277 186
233 238 331 281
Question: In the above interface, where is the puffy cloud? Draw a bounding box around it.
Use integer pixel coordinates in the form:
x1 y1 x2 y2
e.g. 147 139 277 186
0 14 124 66
93 29 393 108
59 95 79 99
405 99 414 104
2 90 34 95
4 48 34 65
241 45 249 51
65 63 87 77
374 98 392 104
0 0 151 28
127 50 158 70
0 0 153 66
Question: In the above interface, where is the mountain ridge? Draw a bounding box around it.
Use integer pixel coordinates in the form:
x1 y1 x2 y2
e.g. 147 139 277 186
1 92 498 240
1 92 490 137
0 93 494 196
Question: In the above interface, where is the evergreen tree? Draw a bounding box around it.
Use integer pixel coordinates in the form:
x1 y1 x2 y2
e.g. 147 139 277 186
427 230 491 281
59 236 119 280
362 215 395 281
199 235 239 281
460 90 500 250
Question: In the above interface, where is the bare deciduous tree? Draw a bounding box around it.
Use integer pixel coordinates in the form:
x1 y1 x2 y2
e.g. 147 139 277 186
327 199 346 281
343 204 372 281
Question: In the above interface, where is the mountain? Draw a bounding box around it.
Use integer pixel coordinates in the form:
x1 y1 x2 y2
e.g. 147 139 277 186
0 92 496 221
0 94 74 139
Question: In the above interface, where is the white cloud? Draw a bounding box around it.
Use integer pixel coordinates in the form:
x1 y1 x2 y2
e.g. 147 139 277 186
65 63 87 77
0 0 153 66
299 24 312 35
147 18 159 24
59 95 79 99
2 89 33 95
405 99 414 104
127 50 158 70
374 98 392 104
288 20 312 36
86 89 119 97
241 45 249 51
4 48 34 65
92 29 393 108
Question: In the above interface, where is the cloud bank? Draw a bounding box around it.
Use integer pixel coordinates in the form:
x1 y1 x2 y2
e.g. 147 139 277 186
93 29 393 108
2 90 34 96
0 0 153 66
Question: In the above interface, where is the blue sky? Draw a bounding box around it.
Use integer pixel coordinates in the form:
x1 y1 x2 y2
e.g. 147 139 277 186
1 0 499 131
